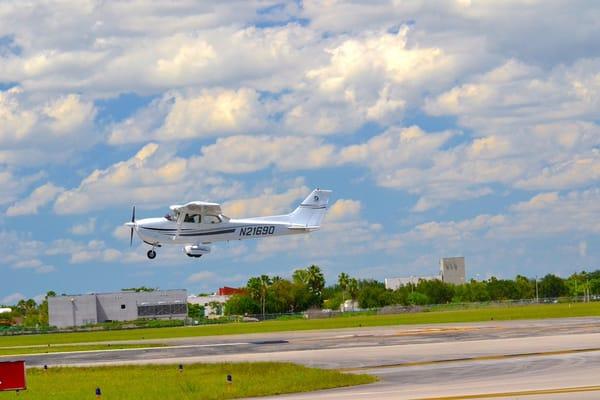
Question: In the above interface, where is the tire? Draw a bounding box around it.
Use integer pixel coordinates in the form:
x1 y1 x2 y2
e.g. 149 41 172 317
147 250 157 259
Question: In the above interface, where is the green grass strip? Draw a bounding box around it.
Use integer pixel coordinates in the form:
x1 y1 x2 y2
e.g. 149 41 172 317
0 362 376 400
1 302 599 348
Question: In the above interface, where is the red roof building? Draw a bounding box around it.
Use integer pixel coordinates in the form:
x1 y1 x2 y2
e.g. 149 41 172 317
217 287 244 296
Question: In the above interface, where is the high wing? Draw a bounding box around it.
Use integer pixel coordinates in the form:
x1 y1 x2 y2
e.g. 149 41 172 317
170 201 222 216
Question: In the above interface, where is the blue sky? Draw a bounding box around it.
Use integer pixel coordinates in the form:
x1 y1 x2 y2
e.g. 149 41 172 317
1 1 599 304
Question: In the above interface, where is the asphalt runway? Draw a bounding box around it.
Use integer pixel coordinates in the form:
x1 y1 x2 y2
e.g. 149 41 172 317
4 317 600 399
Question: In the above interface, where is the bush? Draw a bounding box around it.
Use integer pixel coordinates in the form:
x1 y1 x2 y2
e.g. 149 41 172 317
407 292 430 305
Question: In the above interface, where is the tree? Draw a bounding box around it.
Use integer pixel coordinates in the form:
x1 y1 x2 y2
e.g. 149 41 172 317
515 275 534 299
485 277 518 301
416 279 454 304
247 275 272 318
225 295 260 315
356 280 391 309
269 279 295 313
292 269 309 285
407 292 429 305
187 303 205 320
293 265 325 307
121 287 155 292
338 272 350 309
348 278 359 302
539 274 568 298
306 265 325 296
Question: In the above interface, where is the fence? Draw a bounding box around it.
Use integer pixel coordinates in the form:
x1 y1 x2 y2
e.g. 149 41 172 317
1 295 598 336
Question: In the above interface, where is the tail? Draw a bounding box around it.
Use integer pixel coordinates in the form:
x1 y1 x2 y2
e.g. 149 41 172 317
288 188 332 228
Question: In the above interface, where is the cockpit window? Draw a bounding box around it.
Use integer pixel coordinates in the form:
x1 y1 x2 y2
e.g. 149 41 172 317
204 215 222 224
184 214 201 223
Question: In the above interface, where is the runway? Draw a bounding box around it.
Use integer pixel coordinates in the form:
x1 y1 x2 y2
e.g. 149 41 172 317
4 317 600 399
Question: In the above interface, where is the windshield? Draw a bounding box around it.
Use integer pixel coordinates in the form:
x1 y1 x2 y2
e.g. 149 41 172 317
164 210 178 221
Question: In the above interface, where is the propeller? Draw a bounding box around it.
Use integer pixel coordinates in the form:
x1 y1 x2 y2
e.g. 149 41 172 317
129 206 136 247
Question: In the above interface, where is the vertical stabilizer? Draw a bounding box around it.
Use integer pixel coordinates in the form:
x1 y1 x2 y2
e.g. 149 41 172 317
289 188 332 227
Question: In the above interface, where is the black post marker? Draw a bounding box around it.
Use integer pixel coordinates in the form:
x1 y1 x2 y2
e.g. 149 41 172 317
179 364 184 372
95 387 102 399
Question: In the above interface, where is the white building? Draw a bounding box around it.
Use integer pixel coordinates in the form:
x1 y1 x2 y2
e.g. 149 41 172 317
440 257 466 285
385 257 467 290
384 275 440 290
48 290 187 328
187 294 229 318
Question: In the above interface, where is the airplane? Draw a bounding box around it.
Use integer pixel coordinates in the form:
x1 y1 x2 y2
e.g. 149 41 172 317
125 188 331 259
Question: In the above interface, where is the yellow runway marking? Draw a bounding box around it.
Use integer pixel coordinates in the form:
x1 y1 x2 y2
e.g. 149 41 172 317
342 347 600 371
418 384 600 399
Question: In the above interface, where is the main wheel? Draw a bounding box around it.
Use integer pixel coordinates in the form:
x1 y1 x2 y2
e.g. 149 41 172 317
147 249 157 259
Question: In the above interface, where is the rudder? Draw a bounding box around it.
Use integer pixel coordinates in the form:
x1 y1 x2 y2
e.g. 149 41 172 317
289 188 332 227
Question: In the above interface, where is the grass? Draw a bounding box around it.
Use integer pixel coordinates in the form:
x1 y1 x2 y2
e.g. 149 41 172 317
0 343 164 357
1 302 599 348
0 362 376 400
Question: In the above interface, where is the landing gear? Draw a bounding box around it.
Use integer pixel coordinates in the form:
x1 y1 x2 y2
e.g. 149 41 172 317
186 253 202 258
147 249 157 259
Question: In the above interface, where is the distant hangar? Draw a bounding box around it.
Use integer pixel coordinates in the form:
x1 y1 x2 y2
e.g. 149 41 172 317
48 289 187 328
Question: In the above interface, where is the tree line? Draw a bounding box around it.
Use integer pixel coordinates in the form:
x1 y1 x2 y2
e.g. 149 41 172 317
2 268 599 327
224 267 600 316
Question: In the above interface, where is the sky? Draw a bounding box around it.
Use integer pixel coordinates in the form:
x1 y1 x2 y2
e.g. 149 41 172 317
0 0 599 304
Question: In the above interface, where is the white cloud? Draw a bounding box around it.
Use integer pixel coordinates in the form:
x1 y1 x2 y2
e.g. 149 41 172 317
109 88 267 144
402 189 600 243
326 199 362 222
70 218 96 235
0 168 45 207
192 135 336 174
6 182 64 216
187 271 217 283
222 184 309 218
1 292 25 305
12 259 55 274
426 59 600 132
53 239 123 264
54 143 242 214
579 241 588 257
0 87 97 166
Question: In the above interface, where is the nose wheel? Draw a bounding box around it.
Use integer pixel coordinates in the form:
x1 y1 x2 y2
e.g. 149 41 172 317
147 249 157 259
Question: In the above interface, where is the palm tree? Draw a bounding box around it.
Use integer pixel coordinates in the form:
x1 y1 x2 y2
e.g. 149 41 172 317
246 275 272 319
347 278 359 311
258 275 272 319
338 272 350 310
306 265 325 296
292 269 309 286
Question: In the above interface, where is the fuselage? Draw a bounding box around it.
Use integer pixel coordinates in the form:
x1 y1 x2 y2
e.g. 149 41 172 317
134 216 303 246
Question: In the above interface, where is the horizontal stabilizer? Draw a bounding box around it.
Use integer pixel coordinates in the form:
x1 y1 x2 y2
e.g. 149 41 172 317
288 225 321 232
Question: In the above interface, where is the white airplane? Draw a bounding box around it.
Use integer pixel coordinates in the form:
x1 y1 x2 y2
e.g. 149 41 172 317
125 188 331 259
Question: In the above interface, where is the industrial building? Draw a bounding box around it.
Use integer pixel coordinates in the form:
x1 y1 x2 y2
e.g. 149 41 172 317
48 289 187 328
385 257 467 290
440 257 466 285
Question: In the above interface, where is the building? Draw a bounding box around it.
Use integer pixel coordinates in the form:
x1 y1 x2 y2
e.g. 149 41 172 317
48 289 187 328
384 275 439 290
440 257 466 285
217 287 245 296
188 287 243 318
187 294 229 318
384 257 467 290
